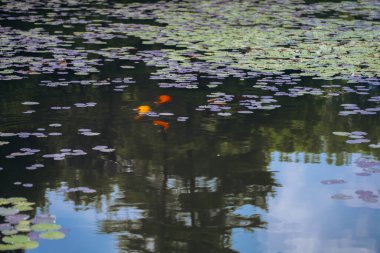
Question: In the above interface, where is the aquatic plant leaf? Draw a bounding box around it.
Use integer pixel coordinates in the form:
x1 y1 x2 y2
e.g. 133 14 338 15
31 223 61 232
31 214 56 224
321 179 346 185
0 208 19 216
332 132 351 136
39 231 65 240
0 244 21 251
356 190 379 203
21 102 39 106
0 141 9 146
369 144 380 149
2 235 30 244
15 224 31 233
14 204 34 212
331 194 353 200
22 240 39 249
0 199 10 206
0 224 13 231
1 230 18 236
7 198 28 204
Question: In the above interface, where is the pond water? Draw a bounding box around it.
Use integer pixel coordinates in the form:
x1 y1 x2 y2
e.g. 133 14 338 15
0 0 379 252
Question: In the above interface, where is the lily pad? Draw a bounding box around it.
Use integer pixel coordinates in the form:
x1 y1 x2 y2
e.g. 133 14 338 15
1 229 18 236
0 199 10 206
332 132 351 136
16 224 31 233
331 194 353 200
31 223 62 232
2 235 30 244
39 231 65 240
22 240 39 249
321 179 346 185
0 244 21 251
7 197 28 204
0 208 19 216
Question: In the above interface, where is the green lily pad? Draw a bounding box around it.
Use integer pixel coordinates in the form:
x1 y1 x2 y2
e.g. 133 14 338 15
22 240 39 249
332 131 351 136
31 223 62 232
1 229 18 236
0 199 10 206
0 207 19 216
18 220 30 226
0 240 39 251
16 224 31 233
0 244 21 251
7 197 28 204
14 204 34 212
39 231 65 240
2 235 30 244
0 141 10 146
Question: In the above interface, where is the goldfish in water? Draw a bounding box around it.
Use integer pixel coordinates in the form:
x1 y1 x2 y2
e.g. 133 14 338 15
155 95 172 105
135 105 152 120
153 120 169 130
137 105 151 114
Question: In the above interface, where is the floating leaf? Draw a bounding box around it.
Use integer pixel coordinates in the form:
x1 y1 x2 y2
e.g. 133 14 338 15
39 231 65 240
7 198 28 204
0 244 20 251
0 208 19 216
1 230 18 236
15 224 31 233
321 179 346 185
21 102 39 106
0 141 9 146
2 235 30 244
332 132 351 136
0 199 10 206
31 223 61 232
331 194 353 200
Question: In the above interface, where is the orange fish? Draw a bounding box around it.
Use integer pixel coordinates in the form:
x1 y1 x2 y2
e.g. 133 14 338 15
155 95 172 105
135 105 151 120
153 120 169 130
137 105 151 114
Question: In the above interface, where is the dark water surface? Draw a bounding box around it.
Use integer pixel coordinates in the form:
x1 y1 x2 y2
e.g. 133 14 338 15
0 0 379 252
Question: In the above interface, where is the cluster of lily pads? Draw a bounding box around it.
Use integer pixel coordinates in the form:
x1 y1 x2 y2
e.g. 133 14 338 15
92 145 115 153
323 157 380 203
0 0 377 171
332 131 371 145
5 148 40 159
0 0 378 127
194 92 282 116
42 149 88 161
0 197 65 251
1 0 379 81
